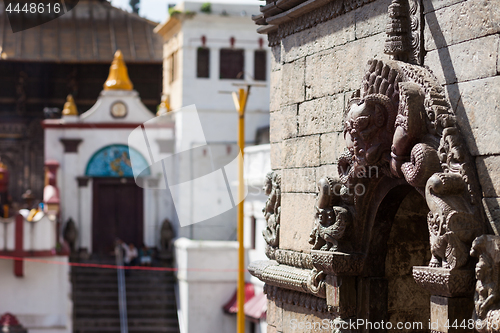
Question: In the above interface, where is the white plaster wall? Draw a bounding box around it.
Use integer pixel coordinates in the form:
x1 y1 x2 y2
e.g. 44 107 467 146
0 256 72 333
158 3 271 241
175 238 250 333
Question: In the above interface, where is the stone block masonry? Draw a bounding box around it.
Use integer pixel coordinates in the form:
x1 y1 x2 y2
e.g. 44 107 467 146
423 0 500 233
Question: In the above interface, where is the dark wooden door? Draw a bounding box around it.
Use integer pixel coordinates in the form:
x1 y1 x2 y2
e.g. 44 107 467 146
92 178 143 254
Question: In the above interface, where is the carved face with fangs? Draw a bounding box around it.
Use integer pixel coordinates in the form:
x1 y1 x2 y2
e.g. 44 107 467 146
344 97 394 168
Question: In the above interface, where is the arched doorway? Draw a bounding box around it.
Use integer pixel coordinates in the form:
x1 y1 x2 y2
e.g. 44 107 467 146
385 188 430 330
86 144 150 254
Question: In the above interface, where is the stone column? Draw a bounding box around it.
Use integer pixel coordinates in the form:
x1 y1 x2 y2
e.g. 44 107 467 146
413 267 475 333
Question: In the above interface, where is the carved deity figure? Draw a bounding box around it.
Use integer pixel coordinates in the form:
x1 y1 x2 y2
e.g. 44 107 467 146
63 217 78 253
160 219 175 253
471 235 500 333
325 59 485 270
309 177 352 252
262 172 281 248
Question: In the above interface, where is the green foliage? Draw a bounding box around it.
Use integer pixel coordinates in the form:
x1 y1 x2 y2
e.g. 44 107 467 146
200 2 212 13
169 7 181 16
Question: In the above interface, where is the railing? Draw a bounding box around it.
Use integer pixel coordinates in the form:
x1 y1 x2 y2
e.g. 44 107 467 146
115 244 129 333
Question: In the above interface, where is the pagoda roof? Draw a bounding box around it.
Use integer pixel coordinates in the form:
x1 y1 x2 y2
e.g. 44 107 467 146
0 0 162 63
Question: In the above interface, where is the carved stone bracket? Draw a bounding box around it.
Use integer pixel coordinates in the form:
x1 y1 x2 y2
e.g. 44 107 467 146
412 266 475 297
274 248 313 269
311 250 365 276
248 260 326 298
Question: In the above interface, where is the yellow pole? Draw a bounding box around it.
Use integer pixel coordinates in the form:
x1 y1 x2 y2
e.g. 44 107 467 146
237 87 248 333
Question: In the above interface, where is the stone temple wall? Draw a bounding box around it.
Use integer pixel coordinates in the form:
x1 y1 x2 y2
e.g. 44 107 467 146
423 0 500 235
259 0 500 331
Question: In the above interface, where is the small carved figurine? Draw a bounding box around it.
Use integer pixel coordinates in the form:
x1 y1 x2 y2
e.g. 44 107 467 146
160 219 174 253
262 172 281 248
63 218 78 253
471 235 500 333
309 177 352 252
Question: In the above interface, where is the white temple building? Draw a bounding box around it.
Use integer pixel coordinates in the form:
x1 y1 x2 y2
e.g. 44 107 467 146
43 51 174 255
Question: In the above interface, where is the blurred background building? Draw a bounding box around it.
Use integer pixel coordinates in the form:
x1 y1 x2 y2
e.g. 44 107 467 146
0 1 271 332
0 0 163 205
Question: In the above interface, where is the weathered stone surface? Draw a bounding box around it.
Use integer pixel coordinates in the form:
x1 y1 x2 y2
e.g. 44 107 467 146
267 324 278 333
280 12 356 64
270 70 282 112
316 164 339 184
280 193 317 252
483 198 500 236
424 35 499 85
281 58 306 105
498 36 500 74
422 0 466 14
270 104 298 143
424 0 500 51
271 45 282 72
267 299 283 330
282 168 316 193
447 76 500 156
476 155 500 198
320 132 345 165
305 33 386 99
270 142 283 170
355 0 392 39
281 301 331 333
298 94 344 136
429 296 474 333
281 135 320 168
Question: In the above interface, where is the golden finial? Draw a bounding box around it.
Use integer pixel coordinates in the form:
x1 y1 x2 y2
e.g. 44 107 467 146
62 94 78 116
156 95 171 116
104 50 133 91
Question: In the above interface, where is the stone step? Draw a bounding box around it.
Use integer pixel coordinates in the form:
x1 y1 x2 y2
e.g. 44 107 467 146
73 293 175 302
73 290 175 297
74 300 177 311
74 318 179 328
74 326 179 333
71 256 179 333
72 275 176 284
74 308 177 318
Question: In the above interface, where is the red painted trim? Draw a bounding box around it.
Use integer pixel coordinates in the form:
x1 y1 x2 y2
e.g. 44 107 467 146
42 122 174 129
14 214 23 277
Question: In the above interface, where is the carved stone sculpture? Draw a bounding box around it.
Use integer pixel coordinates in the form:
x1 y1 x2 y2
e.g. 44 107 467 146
471 235 500 332
262 171 281 251
344 59 484 270
63 218 77 253
160 218 174 253
309 177 352 252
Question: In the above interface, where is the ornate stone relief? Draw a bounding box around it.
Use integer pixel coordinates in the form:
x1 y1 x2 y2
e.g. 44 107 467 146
251 0 490 326
314 58 485 275
248 260 326 298
262 171 281 257
264 284 329 314
309 177 353 253
274 248 313 269
385 0 423 65
470 235 500 333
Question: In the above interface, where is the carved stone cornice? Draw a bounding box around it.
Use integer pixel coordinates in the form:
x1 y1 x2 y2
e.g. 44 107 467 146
274 248 313 269
412 266 475 297
257 0 378 46
248 260 326 298
264 284 330 314
311 250 365 276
